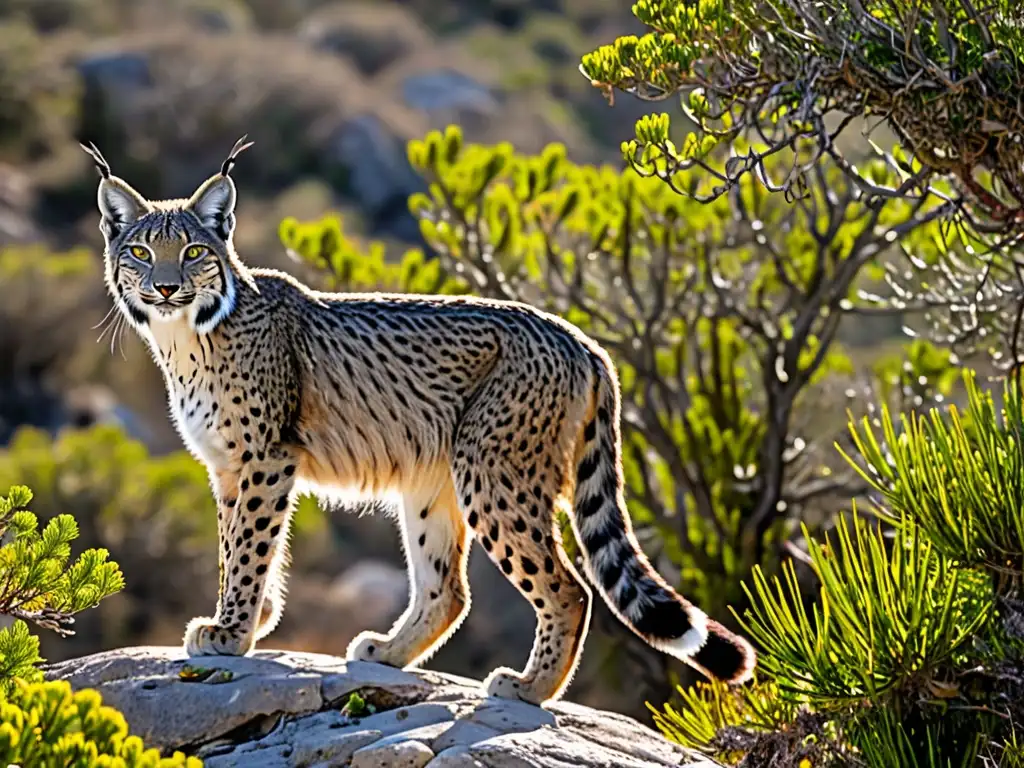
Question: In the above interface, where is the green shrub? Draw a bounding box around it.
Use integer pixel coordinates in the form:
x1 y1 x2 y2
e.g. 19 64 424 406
655 373 1023 765
0 484 191 764
0 484 123 692
572 4 1024 757
0 678 201 767
581 0 1024 234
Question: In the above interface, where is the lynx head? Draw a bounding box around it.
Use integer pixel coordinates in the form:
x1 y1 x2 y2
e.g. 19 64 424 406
83 136 253 334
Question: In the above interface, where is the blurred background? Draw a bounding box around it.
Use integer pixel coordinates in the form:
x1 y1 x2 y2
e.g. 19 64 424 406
0 0 683 720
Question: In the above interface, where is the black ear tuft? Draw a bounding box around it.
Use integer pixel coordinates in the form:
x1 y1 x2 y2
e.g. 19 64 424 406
82 142 149 242
186 136 253 242
220 135 254 178
80 141 112 180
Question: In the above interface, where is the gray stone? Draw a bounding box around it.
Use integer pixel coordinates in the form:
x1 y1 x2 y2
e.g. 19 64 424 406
468 698 557 733
293 728 381 766
44 646 721 768
432 720 502 753
325 114 424 218
77 50 152 92
352 739 434 767
402 70 498 115
204 744 293 768
425 747 487 768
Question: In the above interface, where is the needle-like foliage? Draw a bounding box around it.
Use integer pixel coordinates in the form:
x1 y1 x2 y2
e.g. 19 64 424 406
0 483 202 763
658 374 1023 766
0 679 201 767
0 485 123 691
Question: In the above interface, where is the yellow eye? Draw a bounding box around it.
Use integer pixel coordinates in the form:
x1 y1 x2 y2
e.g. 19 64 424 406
129 245 150 260
184 245 207 260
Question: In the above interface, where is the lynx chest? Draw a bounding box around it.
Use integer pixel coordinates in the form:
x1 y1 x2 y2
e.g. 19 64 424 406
143 321 231 469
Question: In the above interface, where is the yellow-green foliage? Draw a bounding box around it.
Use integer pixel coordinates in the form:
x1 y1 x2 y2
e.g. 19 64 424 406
0 484 123 692
581 0 1024 233
0 679 201 767
279 214 466 296
285 124 996 762
0 484 183 765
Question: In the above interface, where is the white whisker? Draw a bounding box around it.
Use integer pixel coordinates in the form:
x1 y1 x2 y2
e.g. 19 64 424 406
95 307 120 351
91 303 119 331
115 315 129 360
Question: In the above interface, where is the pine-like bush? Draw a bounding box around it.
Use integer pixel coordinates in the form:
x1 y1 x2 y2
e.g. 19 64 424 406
0 484 200 766
0 679 201 767
655 373 1024 765
0 484 123 689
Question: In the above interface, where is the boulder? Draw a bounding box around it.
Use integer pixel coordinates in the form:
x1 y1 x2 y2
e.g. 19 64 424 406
401 69 499 117
75 49 153 111
44 646 720 768
298 3 431 76
323 114 426 240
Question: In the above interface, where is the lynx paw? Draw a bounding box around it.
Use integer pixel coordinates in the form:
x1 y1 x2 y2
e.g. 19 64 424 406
347 631 404 666
184 617 253 657
483 667 541 704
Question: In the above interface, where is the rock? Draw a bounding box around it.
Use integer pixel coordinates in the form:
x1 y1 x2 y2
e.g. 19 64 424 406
44 646 720 767
299 4 430 76
76 49 152 114
329 560 410 623
352 739 434 768
401 70 498 117
324 114 425 239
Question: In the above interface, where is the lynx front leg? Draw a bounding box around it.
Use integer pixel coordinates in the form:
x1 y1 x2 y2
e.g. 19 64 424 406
253 549 290 641
347 479 471 668
185 447 298 656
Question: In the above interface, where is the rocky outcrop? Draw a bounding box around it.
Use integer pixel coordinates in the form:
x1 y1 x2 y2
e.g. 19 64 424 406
44 646 719 768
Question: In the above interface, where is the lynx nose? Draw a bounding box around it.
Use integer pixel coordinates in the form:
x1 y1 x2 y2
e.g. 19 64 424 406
155 283 180 298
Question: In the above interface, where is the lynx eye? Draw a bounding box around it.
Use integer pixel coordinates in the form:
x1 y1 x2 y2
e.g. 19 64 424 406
183 244 208 261
129 245 150 261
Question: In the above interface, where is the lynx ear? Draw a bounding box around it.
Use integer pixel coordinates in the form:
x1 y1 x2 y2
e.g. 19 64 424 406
187 174 237 241
81 142 150 242
186 135 253 242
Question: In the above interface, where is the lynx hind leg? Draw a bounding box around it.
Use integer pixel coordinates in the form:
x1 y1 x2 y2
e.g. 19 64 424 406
453 384 593 705
347 477 471 668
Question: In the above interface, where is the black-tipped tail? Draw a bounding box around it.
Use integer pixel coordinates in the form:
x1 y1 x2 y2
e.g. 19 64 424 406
690 619 757 684
570 358 757 684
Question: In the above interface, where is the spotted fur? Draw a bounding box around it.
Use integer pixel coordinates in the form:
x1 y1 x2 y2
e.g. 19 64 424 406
85 141 756 705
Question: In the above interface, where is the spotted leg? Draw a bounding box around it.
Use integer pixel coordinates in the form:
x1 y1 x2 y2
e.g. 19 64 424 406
254 534 291 641
451 379 593 705
347 478 471 667
185 446 298 656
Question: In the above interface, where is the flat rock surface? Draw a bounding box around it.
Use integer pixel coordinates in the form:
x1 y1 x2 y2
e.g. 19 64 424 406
44 646 720 767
